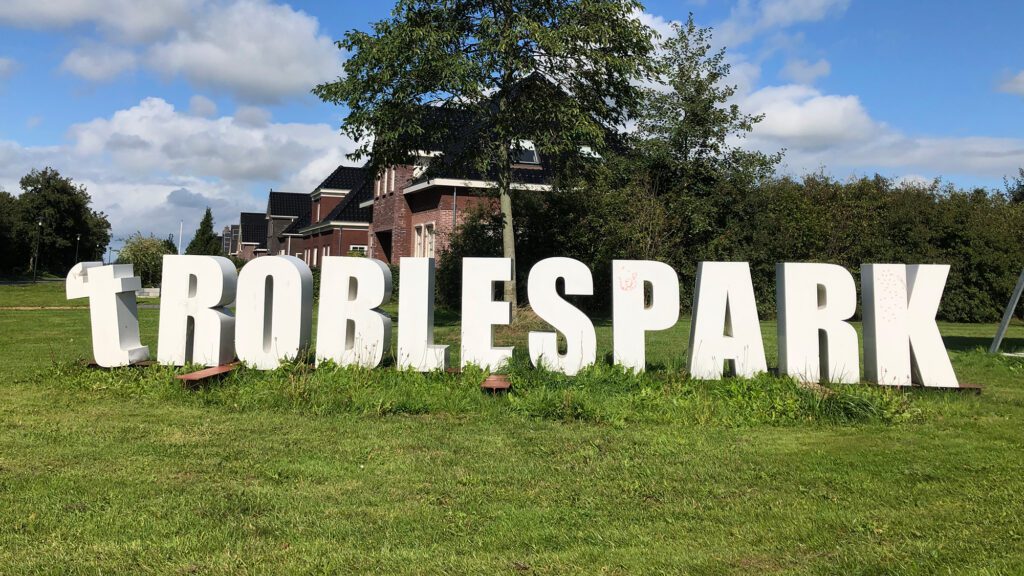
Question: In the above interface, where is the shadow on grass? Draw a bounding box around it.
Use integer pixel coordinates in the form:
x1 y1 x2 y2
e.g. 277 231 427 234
942 335 1024 353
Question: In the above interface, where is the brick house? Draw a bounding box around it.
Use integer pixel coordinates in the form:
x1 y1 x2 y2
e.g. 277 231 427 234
276 165 374 267
358 79 567 265
365 143 551 265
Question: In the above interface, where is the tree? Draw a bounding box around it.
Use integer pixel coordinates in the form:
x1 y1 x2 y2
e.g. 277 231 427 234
1006 167 1024 204
3 168 111 276
625 17 780 298
0 189 23 275
314 0 656 309
117 233 178 287
185 207 223 256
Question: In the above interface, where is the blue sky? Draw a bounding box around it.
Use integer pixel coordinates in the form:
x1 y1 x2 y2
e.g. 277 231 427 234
1 0 1023 248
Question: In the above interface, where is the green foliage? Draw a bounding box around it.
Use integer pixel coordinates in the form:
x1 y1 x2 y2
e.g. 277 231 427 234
0 168 111 275
39 351 915 427
434 14 1022 322
315 0 656 177
316 0 658 306
185 207 223 256
116 233 179 287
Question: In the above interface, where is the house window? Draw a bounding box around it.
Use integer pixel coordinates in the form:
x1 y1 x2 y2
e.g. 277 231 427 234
349 245 367 255
325 245 330 257
413 223 435 257
515 140 539 164
425 223 435 258
313 247 318 267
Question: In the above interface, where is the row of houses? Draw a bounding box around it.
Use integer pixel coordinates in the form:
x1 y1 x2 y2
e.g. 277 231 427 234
221 118 554 268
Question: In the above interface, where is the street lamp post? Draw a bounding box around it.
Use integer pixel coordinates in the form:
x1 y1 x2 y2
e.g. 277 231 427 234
33 220 42 283
75 233 81 264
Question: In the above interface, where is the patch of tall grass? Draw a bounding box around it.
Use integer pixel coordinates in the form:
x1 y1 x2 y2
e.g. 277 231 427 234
39 351 918 426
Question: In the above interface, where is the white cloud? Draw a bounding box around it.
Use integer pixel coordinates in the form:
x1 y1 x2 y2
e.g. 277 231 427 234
779 58 830 84
0 0 201 41
147 0 341 103
61 45 137 81
717 0 849 47
742 84 879 150
188 95 217 118
3 0 341 102
233 105 271 128
736 85 1024 180
757 0 850 29
998 70 1024 96
0 97 357 246
0 56 17 81
634 11 679 42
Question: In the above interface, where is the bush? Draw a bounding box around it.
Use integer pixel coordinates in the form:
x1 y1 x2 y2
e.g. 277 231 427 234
438 171 1024 322
116 233 177 287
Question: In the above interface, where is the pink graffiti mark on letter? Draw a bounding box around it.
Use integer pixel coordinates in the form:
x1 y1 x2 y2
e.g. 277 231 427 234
619 271 638 292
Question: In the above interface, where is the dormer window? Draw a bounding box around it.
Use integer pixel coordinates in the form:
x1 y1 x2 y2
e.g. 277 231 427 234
514 140 539 164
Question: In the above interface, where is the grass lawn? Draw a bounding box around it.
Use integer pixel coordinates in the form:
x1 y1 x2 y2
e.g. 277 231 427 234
1 283 1023 574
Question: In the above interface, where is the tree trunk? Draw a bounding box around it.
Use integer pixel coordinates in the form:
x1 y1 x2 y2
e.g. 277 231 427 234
497 157 518 313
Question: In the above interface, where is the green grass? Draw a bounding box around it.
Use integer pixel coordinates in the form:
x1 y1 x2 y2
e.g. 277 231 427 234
2 283 1024 573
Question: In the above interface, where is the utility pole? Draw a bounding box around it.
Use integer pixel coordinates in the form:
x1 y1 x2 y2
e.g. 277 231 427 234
33 220 42 283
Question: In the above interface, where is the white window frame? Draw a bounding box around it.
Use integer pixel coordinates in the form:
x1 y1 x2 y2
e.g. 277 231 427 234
313 247 318 267
414 224 424 257
425 222 436 258
349 245 368 255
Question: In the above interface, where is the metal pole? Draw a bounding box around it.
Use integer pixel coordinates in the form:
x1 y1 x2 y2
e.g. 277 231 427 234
991 269 1024 354
75 233 81 263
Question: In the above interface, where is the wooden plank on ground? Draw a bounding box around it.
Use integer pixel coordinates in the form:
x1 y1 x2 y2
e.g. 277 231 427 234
481 374 511 393
175 362 239 384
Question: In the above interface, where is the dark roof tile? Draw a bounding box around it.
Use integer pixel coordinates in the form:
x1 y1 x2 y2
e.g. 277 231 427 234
240 212 268 248
318 166 368 191
322 180 373 224
267 191 308 218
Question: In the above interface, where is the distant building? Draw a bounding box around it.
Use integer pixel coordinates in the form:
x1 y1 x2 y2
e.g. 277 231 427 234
275 166 373 267
235 213 268 261
220 225 236 255
222 224 240 257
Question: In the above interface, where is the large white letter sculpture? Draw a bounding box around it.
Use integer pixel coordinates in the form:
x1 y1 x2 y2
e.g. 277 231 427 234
397 257 448 371
235 256 313 370
461 258 513 370
776 263 859 383
688 261 767 379
527 257 596 375
862 264 958 387
612 260 679 372
158 255 236 367
66 262 149 367
316 257 392 367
